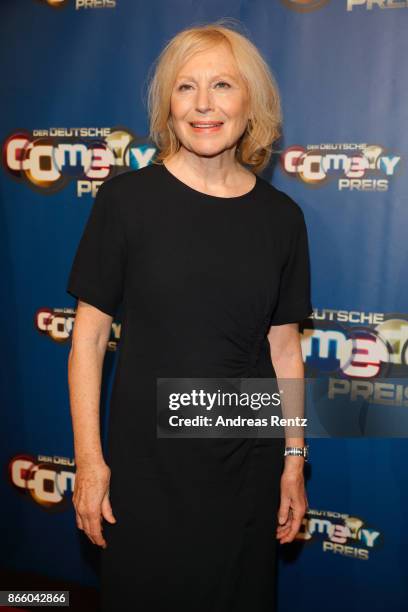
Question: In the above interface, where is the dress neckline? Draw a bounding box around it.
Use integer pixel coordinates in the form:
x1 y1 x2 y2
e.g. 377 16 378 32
157 161 259 202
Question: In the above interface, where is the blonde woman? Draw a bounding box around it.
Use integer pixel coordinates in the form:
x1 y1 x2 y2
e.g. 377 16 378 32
67 20 312 612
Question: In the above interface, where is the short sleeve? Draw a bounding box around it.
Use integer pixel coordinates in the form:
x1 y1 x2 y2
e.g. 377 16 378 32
270 210 313 326
66 180 127 317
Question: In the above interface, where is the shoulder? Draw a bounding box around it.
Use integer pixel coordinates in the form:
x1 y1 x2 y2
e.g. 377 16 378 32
96 165 160 220
256 176 305 218
256 176 306 229
100 164 158 196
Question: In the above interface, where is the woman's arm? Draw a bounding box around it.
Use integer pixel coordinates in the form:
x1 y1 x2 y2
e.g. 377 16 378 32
268 321 306 459
267 322 309 544
68 300 117 548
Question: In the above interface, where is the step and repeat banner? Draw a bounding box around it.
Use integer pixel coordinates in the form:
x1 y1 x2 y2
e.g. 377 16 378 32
1 1 407 610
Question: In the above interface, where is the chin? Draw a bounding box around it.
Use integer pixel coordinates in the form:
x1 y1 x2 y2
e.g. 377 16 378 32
188 141 232 155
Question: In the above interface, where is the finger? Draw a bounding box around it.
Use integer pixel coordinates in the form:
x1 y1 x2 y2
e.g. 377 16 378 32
88 516 107 548
277 532 291 540
73 498 82 528
76 514 84 530
276 522 292 533
276 525 291 539
101 494 117 524
277 508 295 541
279 528 297 543
277 498 291 525
276 514 293 533
82 516 97 545
276 512 292 534
280 517 302 543
84 530 96 545
276 512 292 530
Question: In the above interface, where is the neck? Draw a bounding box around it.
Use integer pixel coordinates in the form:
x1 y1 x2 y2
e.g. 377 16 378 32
163 148 252 191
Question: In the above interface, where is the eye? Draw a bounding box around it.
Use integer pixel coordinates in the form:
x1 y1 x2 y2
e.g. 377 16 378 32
215 81 231 89
177 84 192 91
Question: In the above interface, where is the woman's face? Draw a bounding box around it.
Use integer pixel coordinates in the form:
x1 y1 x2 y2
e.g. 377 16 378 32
170 44 249 159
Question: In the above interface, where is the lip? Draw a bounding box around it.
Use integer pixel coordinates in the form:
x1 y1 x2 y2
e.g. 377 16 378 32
189 121 224 133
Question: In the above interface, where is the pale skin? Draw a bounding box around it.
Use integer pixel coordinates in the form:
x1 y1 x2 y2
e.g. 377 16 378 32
68 42 308 548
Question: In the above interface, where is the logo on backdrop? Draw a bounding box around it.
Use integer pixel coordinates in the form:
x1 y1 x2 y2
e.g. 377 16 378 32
280 144 401 191
2 127 155 195
303 310 408 379
280 1 408 12
9 454 76 511
297 507 382 559
36 0 116 9
347 0 408 10
280 0 330 11
35 307 120 351
302 310 408 418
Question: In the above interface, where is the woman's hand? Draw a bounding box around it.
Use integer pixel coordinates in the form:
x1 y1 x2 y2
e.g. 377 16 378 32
73 461 116 548
276 458 308 544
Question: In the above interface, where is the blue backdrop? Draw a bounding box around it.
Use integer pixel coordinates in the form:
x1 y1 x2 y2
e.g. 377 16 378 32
1 1 408 610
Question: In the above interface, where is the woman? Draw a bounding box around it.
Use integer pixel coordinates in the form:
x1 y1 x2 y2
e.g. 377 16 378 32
67 21 312 612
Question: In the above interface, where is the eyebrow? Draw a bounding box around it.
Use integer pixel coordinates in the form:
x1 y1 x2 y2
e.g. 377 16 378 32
176 73 237 82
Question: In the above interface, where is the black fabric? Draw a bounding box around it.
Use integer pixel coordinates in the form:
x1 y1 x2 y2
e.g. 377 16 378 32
66 162 313 611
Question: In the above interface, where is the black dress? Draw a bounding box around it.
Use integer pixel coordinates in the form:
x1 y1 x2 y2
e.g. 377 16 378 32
66 161 313 612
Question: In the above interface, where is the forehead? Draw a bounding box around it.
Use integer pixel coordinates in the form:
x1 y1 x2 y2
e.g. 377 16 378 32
175 44 241 79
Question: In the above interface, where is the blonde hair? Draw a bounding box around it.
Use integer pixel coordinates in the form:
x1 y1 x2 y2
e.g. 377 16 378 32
145 18 282 174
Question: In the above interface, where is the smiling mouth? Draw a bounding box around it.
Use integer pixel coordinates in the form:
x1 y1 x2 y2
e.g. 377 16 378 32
189 122 224 128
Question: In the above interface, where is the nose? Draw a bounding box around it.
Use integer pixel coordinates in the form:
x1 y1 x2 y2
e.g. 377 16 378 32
195 85 214 113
